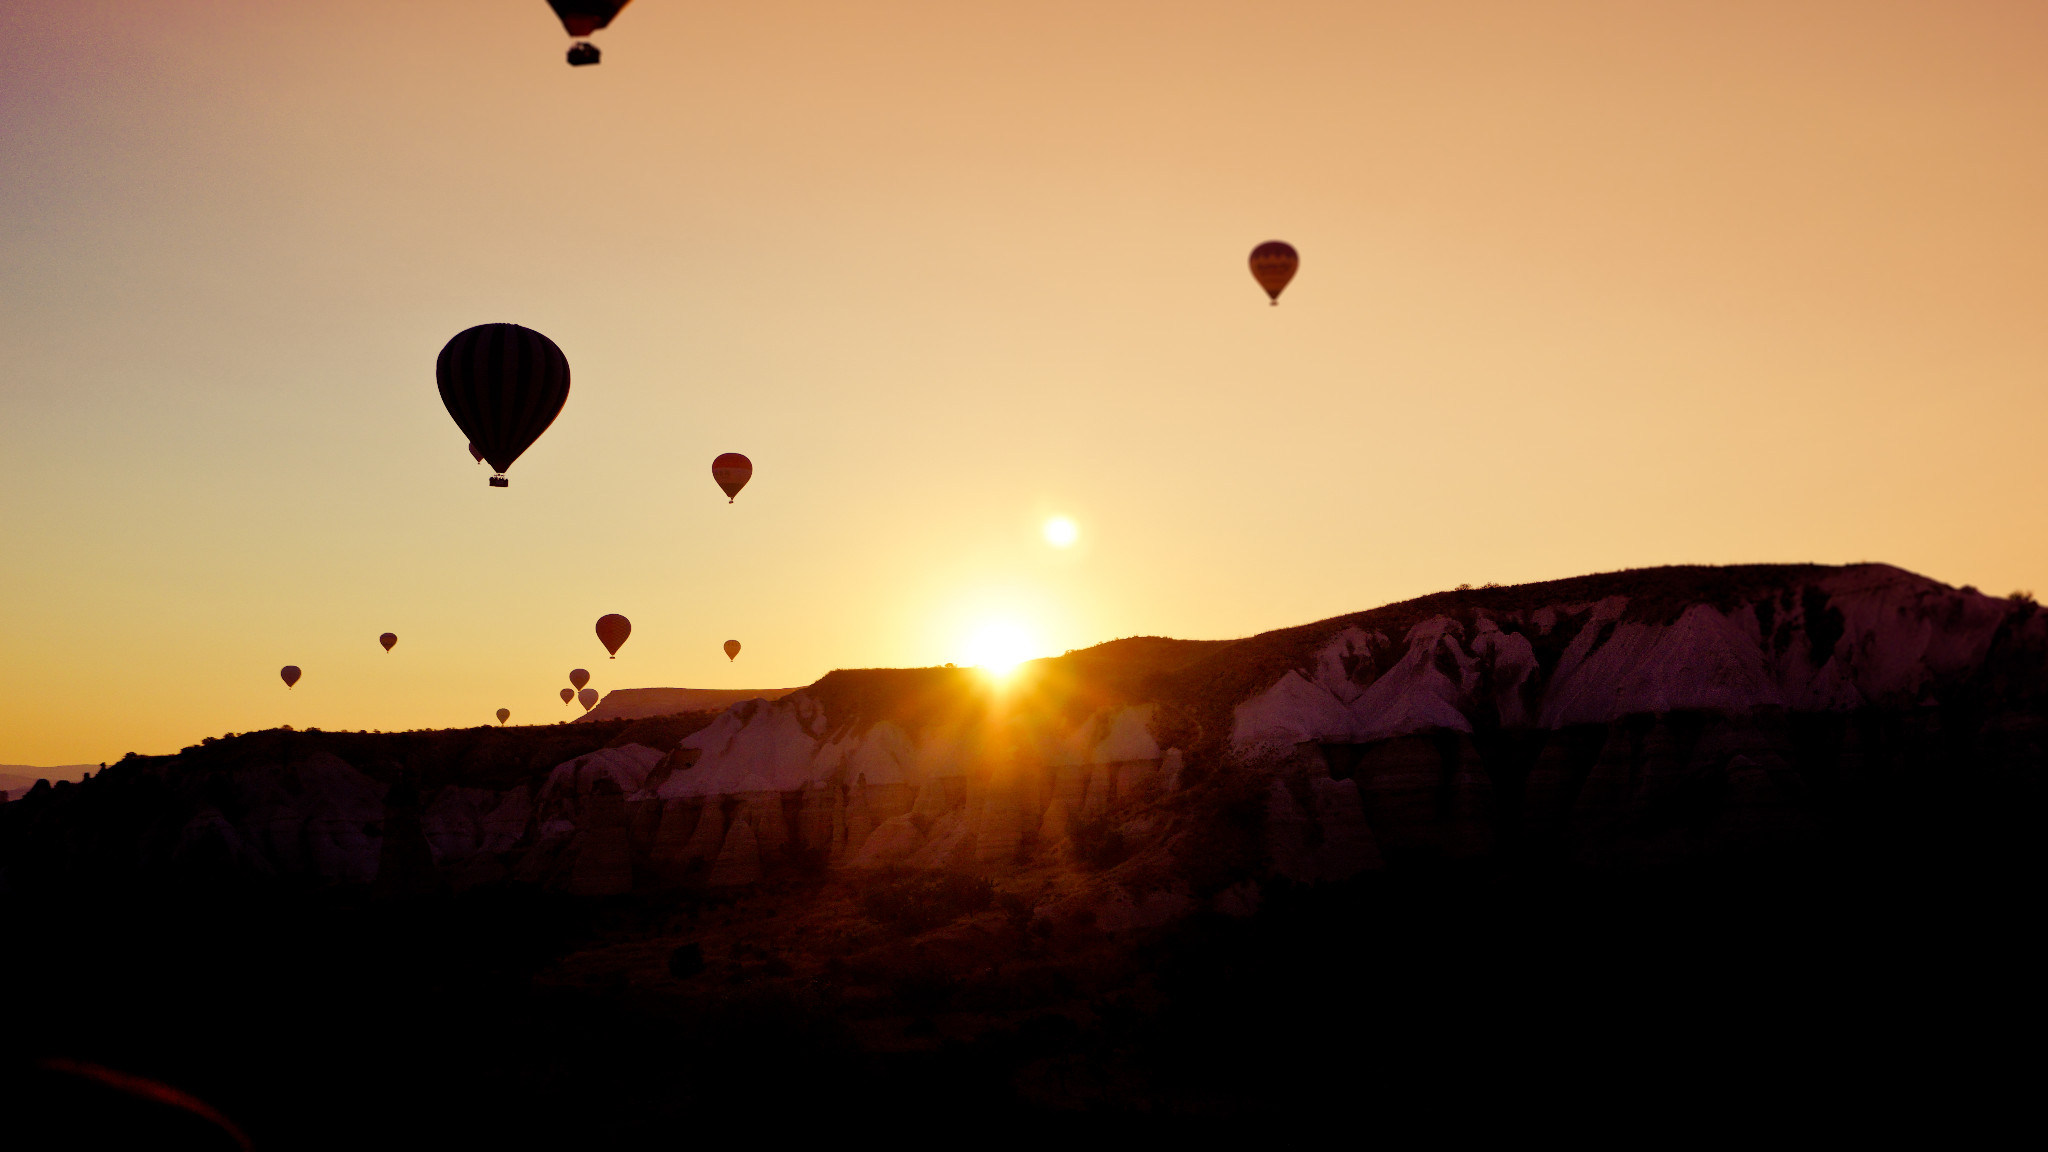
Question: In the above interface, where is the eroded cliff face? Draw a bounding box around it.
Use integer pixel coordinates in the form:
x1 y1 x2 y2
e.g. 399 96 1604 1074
5 564 2042 929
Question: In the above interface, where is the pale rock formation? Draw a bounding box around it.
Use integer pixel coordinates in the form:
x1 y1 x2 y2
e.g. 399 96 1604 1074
796 781 834 852
911 778 952 820
563 779 634 896
659 696 828 797
1081 764 1111 820
848 813 923 868
420 786 503 865
737 782 789 858
974 785 1025 865
682 797 726 863
541 745 666 806
1310 776 1382 878
1038 798 1072 847
842 778 876 860
706 817 762 886
172 806 273 874
476 786 531 854
648 799 699 867
904 810 971 870
1264 779 1318 882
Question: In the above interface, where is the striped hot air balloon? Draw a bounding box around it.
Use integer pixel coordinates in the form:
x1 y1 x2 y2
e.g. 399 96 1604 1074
380 633 397 652
495 708 510 726
437 324 570 488
560 688 574 705
569 668 590 690
712 453 752 503
724 640 741 661
1248 241 1299 304
280 666 301 689
578 688 598 711
596 614 630 658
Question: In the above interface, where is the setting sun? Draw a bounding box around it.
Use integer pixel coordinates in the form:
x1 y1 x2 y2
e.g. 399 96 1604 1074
963 621 1039 678
1042 516 1078 548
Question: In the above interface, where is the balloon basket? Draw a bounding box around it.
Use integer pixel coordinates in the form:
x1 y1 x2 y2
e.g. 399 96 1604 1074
489 475 508 487
568 42 600 66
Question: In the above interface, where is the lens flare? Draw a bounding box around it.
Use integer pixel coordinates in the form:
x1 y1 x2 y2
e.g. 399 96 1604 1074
1042 516 1078 548
964 620 1037 679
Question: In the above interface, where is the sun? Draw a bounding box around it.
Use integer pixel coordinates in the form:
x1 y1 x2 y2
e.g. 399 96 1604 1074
1042 516 1078 548
963 620 1038 680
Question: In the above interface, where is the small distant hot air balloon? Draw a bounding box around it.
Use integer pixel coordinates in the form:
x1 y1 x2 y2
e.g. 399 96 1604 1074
569 668 590 690
467 443 483 464
596 613 631 658
724 640 741 661
437 324 571 488
280 666 301 689
496 708 511 726
380 633 397 652
560 687 575 705
578 688 598 711
550 0 632 66
1249 241 1299 305
712 453 752 503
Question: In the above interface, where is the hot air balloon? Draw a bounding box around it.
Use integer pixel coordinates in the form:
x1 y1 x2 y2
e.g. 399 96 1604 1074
569 668 590 690
578 688 598 711
550 0 631 66
496 708 511 726
437 324 570 488
1249 241 1299 305
596 613 631 658
380 633 397 652
712 453 752 503
280 666 301 689
467 443 483 464
560 687 575 705
724 640 741 661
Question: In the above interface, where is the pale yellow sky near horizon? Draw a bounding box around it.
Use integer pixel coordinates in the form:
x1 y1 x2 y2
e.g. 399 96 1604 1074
2 1 2044 764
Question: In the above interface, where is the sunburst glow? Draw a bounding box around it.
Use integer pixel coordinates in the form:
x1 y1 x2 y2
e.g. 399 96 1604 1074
963 620 1038 679
1042 516 1078 548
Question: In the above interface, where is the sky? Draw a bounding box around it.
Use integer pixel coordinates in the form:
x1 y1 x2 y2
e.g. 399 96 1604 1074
2 0 2044 764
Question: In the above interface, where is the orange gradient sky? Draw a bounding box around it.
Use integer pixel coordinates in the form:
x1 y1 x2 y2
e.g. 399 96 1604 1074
3 1 2045 764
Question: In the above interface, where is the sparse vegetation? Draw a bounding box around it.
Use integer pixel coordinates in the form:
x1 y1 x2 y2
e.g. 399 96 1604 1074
858 871 994 933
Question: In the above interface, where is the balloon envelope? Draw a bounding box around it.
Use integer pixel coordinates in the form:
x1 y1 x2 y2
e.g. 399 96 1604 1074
724 639 741 661
569 668 590 690
1248 241 1299 303
560 687 575 704
280 666 301 689
712 453 753 502
379 633 397 652
437 324 571 485
578 688 598 711
467 442 483 464
548 0 631 37
596 613 631 657
495 708 510 725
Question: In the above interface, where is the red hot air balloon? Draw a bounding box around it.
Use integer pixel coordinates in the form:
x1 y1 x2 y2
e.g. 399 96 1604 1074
569 668 590 690
496 708 511 726
1248 241 1299 305
560 687 575 705
280 666 301 689
578 687 598 711
467 443 483 464
380 633 397 652
595 614 630 658
724 640 741 661
550 0 631 65
712 453 752 503
437 324 570 488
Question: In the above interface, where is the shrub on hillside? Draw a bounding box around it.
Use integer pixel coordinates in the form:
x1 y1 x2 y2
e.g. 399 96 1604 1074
859 872 994 934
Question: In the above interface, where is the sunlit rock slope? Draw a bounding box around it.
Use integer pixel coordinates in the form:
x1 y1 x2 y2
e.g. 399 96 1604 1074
5 564 2042 914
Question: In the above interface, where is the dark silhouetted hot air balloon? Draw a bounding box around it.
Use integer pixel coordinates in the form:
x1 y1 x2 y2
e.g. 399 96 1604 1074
280 666 301 689
712 453 752 503
496 708 510 725
560 687 575 705
724 640 741 661
1249 241 1299 305
550 0 631 65
437 324 570 488
467 443 483 464
578 687 598 711
380 633 397 652
596 614 630 657
569 668 590 690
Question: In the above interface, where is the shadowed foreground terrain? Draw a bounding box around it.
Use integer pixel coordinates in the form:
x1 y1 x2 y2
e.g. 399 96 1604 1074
3 564 2043 1142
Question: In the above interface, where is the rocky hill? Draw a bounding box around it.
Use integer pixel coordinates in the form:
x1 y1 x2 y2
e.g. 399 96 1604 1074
4 562 2042 1134
577 685 801 722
